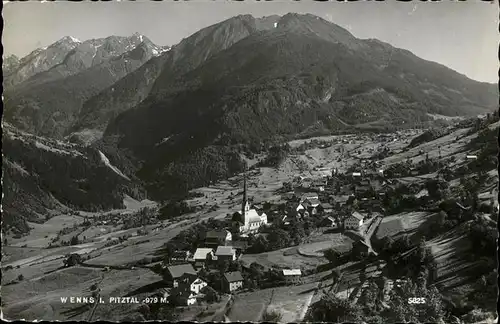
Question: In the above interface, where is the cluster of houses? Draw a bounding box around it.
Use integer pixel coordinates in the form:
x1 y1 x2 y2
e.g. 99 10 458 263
157 168 397 306
160 225 304 306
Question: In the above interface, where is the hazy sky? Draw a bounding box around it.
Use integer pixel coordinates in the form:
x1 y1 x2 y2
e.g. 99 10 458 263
3 0 498 83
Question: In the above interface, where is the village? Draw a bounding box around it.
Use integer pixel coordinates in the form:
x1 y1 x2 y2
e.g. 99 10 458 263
2 115 498 322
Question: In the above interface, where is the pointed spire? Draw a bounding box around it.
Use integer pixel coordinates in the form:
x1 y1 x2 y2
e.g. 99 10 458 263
242 165 248 216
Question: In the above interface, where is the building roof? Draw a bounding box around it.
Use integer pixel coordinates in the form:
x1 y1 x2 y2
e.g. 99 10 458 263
246 209 265 223
307 198 321 207
327 216 336 223
224 271 244 283
322 203 334 209
193 248 214 260
205 229 229 240
283 269 302 276
215 246 236 256
350 211 364 220
167 263 197 279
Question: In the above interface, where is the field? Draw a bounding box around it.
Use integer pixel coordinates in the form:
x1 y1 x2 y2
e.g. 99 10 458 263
226 282 319 322
2 266 163 321
240 247 325 271
375 211 433 240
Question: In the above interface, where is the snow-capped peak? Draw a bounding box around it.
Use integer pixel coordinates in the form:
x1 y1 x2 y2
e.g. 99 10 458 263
69 36 81 43
151 45 171 57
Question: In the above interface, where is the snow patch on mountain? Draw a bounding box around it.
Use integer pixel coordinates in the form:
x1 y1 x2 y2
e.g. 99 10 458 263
98 150 131 181
69 36 81 43
35 141 73 155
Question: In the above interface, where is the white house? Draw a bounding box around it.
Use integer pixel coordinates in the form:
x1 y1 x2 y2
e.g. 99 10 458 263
344 211 364 230
180 274 207 294
223 271 244 293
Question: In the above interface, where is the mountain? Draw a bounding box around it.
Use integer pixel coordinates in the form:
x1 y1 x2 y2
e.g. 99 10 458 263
69 15 262 143
2 54 21 77
99 14 497 198
2 123 146 235
3 34 165 138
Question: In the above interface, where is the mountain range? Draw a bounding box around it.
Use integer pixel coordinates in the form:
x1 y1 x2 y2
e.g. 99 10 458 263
3 13 498 232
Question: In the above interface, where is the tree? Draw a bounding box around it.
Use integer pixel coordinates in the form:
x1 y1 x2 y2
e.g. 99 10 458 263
64 253 82 267
18 274 24 281
70 235 80 246
201 286 220 303
324 248 340 265
262 309 283 322
307 293 363 322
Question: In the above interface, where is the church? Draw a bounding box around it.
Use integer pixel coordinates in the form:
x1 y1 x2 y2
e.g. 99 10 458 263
232 172 267 235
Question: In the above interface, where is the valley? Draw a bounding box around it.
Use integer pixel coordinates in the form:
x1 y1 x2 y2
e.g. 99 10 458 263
2 9 498 324
2 115 498 322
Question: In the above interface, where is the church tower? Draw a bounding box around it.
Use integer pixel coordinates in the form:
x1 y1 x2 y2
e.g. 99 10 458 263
241 167 250 222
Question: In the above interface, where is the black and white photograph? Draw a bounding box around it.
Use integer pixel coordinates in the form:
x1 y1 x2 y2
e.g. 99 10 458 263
1 0 498 322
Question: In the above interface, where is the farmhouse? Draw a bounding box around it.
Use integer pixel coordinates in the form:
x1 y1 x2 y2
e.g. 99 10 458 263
204 229 232 248
282 269 302 284
223 271 244 293
215 246 237 262
192 248 214 269
165 263 197 287
179 273 208 294
344 211 364 230
170 250 189 264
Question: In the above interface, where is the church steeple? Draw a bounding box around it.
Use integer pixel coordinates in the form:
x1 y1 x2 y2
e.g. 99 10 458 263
241 164 250 218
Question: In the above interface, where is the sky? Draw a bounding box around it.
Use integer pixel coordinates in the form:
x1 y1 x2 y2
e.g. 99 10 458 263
2 0 499 83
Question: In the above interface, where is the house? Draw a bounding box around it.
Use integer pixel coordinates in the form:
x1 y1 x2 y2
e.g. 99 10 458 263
282 269 302 284
178 273 208 294
169 275 207 306
321 202 334 214
301 192 319 202
305 198 321 215
344 211 364 230
170 288 199 306
352 172 362 177
288 202 306 214
165 263 197 287
321 216 337 228
170 250 190 264
223 271 244 293
192 248 214 269
466 155 478 160
204 229 232 248
215 246 237 262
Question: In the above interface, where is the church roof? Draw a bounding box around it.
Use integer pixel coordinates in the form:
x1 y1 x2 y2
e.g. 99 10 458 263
246 209 265 222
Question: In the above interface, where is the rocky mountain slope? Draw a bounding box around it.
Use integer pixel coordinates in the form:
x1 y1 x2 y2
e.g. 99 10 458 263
3 34 166 138
2 123 146 235
69 15 263 142
101 14 497 198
